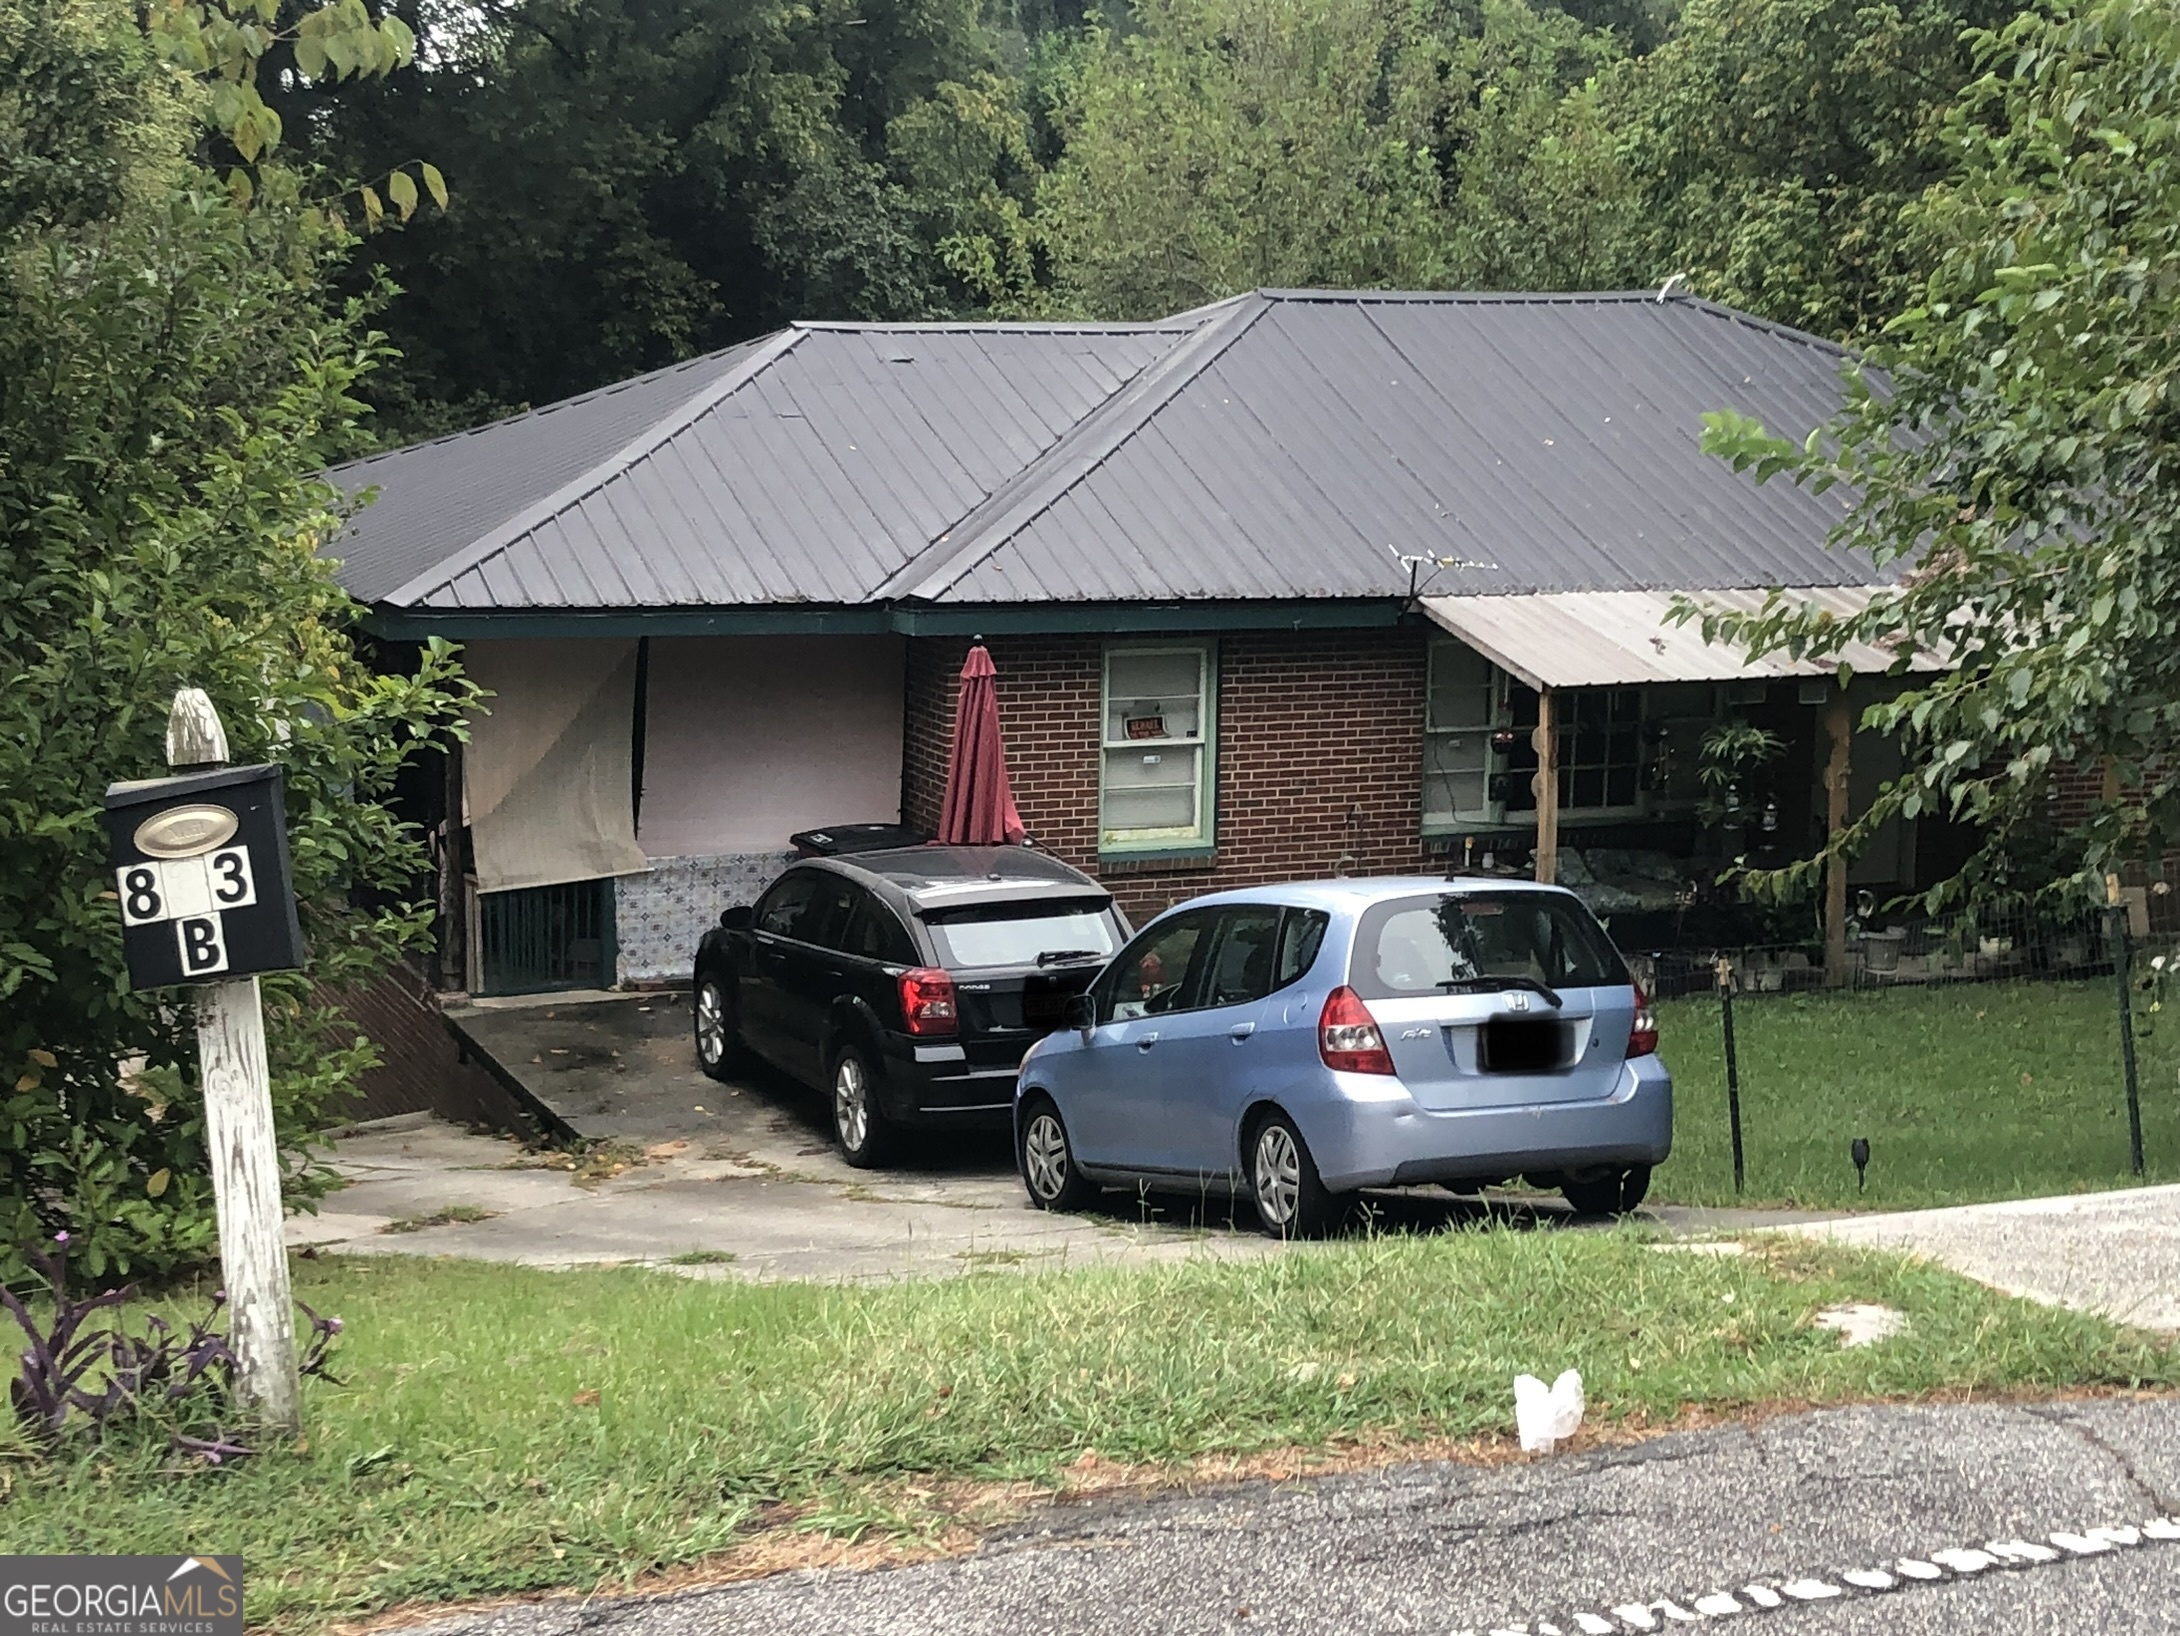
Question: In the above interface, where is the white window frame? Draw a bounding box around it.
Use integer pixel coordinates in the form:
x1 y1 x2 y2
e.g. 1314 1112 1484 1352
1423 639 1513 829
1423 637 1650 833
1099 641 1217 854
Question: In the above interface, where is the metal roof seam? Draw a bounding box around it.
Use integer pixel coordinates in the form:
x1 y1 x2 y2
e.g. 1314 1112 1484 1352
379 327 809 608
880 294 1276 604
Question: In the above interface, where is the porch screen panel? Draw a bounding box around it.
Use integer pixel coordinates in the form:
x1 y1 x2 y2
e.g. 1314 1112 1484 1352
462 638 650 894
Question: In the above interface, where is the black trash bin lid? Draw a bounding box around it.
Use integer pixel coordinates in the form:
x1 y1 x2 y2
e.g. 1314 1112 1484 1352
790 823 932 857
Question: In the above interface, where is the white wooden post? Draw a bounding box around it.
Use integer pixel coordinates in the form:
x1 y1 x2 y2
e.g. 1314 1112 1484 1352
169 688 302 1434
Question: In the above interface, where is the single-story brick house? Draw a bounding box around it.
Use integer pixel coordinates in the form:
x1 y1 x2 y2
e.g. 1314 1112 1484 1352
333 288 1966 995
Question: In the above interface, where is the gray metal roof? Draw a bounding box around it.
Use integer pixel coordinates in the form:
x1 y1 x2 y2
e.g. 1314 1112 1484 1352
332 291 1873 616
333 319 1209 611
332 334 777 603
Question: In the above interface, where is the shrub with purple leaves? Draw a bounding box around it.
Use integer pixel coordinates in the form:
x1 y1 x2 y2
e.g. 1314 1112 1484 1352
3 1233 342 1463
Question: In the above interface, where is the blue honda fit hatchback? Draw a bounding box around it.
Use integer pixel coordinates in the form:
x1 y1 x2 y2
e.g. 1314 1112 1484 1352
1014 878 1671 1235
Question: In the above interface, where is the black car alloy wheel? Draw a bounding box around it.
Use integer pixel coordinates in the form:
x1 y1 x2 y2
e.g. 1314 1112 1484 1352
694 978 735 1081
831 1043 895 1168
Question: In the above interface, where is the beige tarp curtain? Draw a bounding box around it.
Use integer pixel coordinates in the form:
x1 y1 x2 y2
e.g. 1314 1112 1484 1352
462 639 650 894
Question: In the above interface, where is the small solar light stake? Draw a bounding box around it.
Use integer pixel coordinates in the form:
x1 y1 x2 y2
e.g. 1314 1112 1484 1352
1851 1136 1871 1192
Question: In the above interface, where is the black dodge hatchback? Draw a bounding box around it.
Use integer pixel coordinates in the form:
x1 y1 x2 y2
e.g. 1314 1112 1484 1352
692 847 1130 1166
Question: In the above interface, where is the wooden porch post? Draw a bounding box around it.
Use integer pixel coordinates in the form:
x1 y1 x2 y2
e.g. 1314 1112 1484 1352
1532 687 1560 885
435 733 466 993
1823 686 1852 983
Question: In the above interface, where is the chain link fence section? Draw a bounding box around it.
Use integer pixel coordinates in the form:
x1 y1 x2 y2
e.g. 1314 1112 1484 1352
1632 901 2178 1208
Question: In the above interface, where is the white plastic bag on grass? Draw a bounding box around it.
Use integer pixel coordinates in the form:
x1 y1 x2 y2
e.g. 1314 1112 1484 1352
1514 1369 1585 1453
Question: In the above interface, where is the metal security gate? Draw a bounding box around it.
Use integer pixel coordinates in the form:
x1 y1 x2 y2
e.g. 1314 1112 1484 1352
474 879 616 996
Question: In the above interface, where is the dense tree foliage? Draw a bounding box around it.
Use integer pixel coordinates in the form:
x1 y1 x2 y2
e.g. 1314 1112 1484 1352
1030 0 1463 318
286 0 2042 435
1696 0 2180 903
1591 0 2019 336
0 0 472 1279
290 0 1042 426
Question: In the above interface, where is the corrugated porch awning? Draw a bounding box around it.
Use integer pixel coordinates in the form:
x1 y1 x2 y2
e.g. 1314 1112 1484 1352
1419 587 1935 692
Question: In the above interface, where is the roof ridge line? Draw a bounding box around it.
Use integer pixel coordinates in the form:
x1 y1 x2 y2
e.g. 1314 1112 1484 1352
332 335 773 478
788 318 1205 334
376 328 808 608
1677 295 1855 360
877 294 1274 604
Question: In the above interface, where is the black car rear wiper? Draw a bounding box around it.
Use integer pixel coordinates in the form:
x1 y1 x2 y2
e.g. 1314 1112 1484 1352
1436 974 1563 1009
1036 948 1104 966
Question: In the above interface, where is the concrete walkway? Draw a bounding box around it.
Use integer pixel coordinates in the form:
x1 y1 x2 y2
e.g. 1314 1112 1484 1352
1780 1184 2180 1333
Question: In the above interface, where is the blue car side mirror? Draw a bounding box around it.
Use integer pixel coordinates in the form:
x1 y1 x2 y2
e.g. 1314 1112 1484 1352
1063 993 1097 1033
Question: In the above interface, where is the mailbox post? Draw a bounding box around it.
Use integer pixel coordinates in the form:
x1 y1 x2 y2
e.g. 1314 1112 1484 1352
104 690 306 1433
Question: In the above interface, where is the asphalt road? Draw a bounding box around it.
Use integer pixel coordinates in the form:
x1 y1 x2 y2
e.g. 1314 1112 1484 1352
410 1397 2180 1636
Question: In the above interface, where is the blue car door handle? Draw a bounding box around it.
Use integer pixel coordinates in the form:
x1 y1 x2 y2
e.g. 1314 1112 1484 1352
1229 1022 1256 1041
1136 1032 1160 1051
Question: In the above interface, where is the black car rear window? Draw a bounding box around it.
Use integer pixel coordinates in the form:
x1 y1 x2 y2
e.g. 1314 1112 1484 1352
1350 892 1625 1000
922 898 1121 969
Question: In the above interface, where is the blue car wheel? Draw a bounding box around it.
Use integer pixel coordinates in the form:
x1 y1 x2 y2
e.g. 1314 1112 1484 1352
1249 1111 1340 1239
1020 1098 1097 1212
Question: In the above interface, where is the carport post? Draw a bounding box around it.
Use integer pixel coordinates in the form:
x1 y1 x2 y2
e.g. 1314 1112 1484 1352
1531 688 1560 885
1822 687 1852 984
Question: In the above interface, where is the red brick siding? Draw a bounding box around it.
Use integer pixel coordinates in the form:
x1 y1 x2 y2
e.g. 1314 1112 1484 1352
904 630 1438 923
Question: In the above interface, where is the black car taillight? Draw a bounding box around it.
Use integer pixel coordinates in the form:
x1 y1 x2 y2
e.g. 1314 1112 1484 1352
899 967 959 1037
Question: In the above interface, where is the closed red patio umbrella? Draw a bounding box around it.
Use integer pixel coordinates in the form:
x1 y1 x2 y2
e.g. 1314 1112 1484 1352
937 643 1026 846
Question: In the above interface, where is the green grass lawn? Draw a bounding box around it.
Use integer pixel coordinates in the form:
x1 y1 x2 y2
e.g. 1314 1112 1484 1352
4 1239 2174 1628
1653 978 2180 1209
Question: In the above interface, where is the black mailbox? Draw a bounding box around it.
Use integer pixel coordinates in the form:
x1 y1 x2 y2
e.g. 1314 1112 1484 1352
103 764 306 989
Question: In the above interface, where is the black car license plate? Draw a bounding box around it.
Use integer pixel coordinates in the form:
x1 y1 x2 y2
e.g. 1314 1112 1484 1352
1479 1017 1570 1073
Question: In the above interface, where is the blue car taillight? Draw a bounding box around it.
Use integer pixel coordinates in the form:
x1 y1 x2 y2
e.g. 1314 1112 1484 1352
1626 980 1658 1058
1319 985 1395 1075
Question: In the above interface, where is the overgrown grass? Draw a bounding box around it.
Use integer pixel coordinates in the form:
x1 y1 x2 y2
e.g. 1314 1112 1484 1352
1654 978 2180 1209
4 1239 2173 1628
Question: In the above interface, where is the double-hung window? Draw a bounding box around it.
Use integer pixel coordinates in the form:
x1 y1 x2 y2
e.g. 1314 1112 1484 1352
1424 637 1648 829
1100 643 1216 854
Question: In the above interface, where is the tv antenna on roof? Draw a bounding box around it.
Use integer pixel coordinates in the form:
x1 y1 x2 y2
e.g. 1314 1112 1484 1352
1394 547 1499 604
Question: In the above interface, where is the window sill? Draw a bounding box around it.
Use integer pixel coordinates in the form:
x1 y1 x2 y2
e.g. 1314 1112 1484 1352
1097 847 1218 876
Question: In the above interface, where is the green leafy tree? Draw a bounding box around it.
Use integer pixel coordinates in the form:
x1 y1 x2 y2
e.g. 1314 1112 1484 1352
1602 0 2016 338
1 0 474 1280
1694 0 2180 907
1449 0 2012 335
1034 0 1466 318
1440 0 1633 291
284 0 1029 430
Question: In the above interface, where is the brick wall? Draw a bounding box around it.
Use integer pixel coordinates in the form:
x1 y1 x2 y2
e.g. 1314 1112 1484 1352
904 629 1437 923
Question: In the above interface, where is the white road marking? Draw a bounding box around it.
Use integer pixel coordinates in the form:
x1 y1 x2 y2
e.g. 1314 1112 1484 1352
1452 1514 2180 1635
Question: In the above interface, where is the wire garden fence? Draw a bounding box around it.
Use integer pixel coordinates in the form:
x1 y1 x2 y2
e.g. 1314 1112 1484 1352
1630 895 2179 1208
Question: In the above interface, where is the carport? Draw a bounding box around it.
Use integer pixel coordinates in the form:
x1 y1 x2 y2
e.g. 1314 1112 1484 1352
1418 586 1946 974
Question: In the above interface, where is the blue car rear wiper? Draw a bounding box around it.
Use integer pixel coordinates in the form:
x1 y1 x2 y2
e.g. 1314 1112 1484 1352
1436 974 1563 1009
